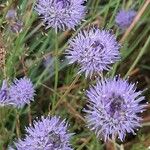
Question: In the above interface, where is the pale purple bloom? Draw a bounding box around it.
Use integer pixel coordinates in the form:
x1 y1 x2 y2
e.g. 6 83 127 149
0 80 10 106
10 116 73 150
43 56 69 77
9 77 35 108
35 0 86 31
43 56 54 73
5 9 23 33
85 77 146 141
5 9 17 20
66 28 120 77
10 20 23 33
115 9 136 30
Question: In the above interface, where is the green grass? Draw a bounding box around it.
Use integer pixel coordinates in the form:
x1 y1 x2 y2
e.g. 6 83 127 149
0 0 150 149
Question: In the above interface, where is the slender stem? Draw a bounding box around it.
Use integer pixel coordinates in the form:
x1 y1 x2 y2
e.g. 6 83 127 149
112 138 117 150
93 0 99 16
28 105 32 125
107 0 121 28
126 0 133 9
16 110 20 138
0 107 5 131
111 62 119 77
90 0 96 16
111 25 149 77
120 144 124 150
53 32 59 108
76 136 92 150
24 22 44 41
9 109 20 144
52 75 80 113
124 35 150 78
103 0 111 24
35 65 52 87
3 64 7 79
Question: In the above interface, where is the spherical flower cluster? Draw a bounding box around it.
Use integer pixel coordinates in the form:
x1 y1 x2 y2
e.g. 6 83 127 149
9 77 35 108
85 77 146 141
35 0 86 31
10 116 73 150
115 9 136 30
66 28 120 77
0 80 10 106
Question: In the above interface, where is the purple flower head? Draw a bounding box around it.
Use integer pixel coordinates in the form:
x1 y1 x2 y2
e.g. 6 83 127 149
115 9 136 30
66 28 120 77
10 20 23 33
11 116 73 150
85 76 146 141
5 9 17 20
9 77 35 108
0 80 11 106
35 0 86 31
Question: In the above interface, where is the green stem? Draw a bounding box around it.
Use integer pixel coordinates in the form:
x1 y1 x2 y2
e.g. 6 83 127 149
16 109 20 138
53 32 59 108
35 66 51 87
24 22 44 41
92 0 99 18
52 75 80 113
107 0 121 28
90 0 96 16
8 109 21 144
110 25 149 77
124 35 150 78
111 62 119 77
28 105 32 124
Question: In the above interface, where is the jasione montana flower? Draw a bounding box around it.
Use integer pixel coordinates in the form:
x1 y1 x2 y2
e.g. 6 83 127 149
35 0 86 31
85 76 146 141
9 77 35 108
115 9 136 30
10 116 73 150
66 28 120 77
